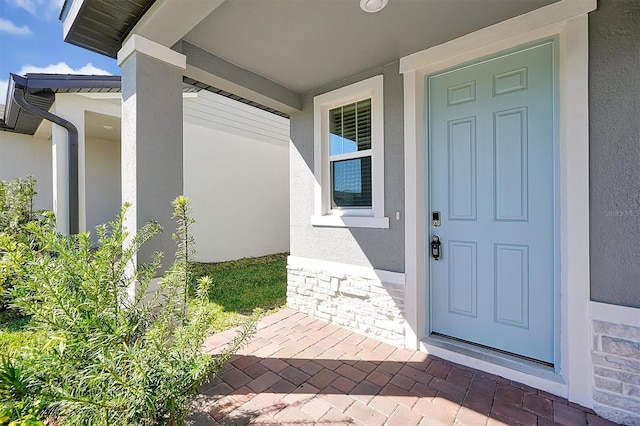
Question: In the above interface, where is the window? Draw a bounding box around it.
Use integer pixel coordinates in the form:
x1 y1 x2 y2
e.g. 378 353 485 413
330 99 372 208
312 75 388 228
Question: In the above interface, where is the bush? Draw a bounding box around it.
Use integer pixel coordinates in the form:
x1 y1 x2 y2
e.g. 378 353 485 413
0 196 257 425
0 176 37 235
0 176 52 313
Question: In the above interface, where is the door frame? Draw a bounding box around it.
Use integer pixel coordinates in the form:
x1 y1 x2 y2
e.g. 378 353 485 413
400 0 596 407
426 39 559 365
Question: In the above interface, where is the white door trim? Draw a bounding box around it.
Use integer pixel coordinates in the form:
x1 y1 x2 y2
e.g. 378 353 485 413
401 0 595 407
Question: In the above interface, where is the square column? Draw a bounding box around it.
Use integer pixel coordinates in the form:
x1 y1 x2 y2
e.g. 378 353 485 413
51 96 86 235
118 35 186 274
51 119 70 235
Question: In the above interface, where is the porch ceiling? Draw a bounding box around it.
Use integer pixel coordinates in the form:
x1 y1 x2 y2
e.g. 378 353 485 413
183 0 559 94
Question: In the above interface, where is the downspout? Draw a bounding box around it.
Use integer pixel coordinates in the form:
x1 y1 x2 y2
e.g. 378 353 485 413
12 88 79 234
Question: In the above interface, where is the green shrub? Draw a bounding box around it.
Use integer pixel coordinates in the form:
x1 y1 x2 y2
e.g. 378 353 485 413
0 176 37 235
0 196 257 425
0 176 52 312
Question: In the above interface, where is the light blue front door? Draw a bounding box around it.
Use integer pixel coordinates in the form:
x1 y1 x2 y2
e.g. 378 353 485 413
428 42 556 364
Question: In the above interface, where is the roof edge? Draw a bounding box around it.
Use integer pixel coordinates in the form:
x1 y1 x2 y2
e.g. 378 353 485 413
1 73 121 135
61 0 156 58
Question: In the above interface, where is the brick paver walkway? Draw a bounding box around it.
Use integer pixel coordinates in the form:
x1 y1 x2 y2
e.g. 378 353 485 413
188 309 616 426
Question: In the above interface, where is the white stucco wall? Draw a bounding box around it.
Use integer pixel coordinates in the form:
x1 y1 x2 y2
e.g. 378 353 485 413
1 90 290 262
0 130 52 211
85 136 121 235
183 91 290 262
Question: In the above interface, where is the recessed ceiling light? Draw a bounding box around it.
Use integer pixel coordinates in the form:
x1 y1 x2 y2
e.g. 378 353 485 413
360 0 388 13
103 125 114 130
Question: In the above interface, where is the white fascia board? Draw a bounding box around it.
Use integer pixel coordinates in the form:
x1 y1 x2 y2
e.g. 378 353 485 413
61 0 83 40
125 0 225 49
118 35 186 69
399 0 596 74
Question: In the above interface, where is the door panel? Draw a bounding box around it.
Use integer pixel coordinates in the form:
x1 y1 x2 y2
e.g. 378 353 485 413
448 241 477 318
494 107 528 221
448 118 477 220
429 42 555 364
494 244 529 329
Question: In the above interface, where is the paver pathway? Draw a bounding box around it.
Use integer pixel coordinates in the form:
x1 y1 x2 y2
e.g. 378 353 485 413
188 309 616 426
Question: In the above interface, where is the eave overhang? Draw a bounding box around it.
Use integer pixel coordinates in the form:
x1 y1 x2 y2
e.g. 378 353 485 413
0 74 248 136
60 0 156 58
0 74 121 135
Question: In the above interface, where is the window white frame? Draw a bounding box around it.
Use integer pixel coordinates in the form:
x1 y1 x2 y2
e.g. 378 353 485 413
312 75 388 228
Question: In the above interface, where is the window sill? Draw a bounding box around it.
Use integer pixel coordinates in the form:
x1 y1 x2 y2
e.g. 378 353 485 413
311 215 389 229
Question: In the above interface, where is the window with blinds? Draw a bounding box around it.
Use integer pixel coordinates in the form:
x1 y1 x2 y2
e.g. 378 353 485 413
328 99 372 208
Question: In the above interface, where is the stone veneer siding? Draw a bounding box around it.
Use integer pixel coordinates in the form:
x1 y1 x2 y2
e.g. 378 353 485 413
287 264 405 347
592 320 640 425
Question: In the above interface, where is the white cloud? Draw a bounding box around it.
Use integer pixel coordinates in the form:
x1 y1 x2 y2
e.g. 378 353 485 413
11 0 36 15
10 0 66 18
0 18 31 35
0 63 112 108
17 62 112 76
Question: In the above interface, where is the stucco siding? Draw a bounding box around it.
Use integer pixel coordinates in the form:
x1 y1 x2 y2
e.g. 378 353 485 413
589 0 640 308
85 137 121 235
121 51 184 271
2 88 289 262
0 131 52 211
183 91 290 262
289 61 405 272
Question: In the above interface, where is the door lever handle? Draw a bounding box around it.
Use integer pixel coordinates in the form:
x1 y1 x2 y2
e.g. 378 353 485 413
431 235 442 260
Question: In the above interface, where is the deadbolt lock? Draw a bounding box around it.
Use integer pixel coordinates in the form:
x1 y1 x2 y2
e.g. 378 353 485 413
432 211 441 227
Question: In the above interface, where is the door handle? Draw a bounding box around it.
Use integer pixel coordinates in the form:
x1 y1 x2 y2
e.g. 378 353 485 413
431 235 442 261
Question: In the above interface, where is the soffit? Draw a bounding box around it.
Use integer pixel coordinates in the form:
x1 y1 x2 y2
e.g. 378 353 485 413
2 74 121 135
85 111 121 142
183 0 559 94
61 0 156 57
33 109 124 142
4 91 55 135
1 74 204 136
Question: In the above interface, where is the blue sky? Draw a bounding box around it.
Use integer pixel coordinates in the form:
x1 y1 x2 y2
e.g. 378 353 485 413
0 0 121 105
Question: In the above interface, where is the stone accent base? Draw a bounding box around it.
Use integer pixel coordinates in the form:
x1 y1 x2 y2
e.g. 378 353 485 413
286 257 405 347
592 320 640 425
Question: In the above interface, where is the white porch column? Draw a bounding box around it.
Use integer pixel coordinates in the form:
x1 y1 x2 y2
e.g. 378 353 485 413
51 97 86 234
118 35 186 275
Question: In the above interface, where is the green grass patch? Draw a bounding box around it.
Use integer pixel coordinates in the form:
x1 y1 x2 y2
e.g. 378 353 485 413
190 252 288 332
0 253 289 353
0 311 44 356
